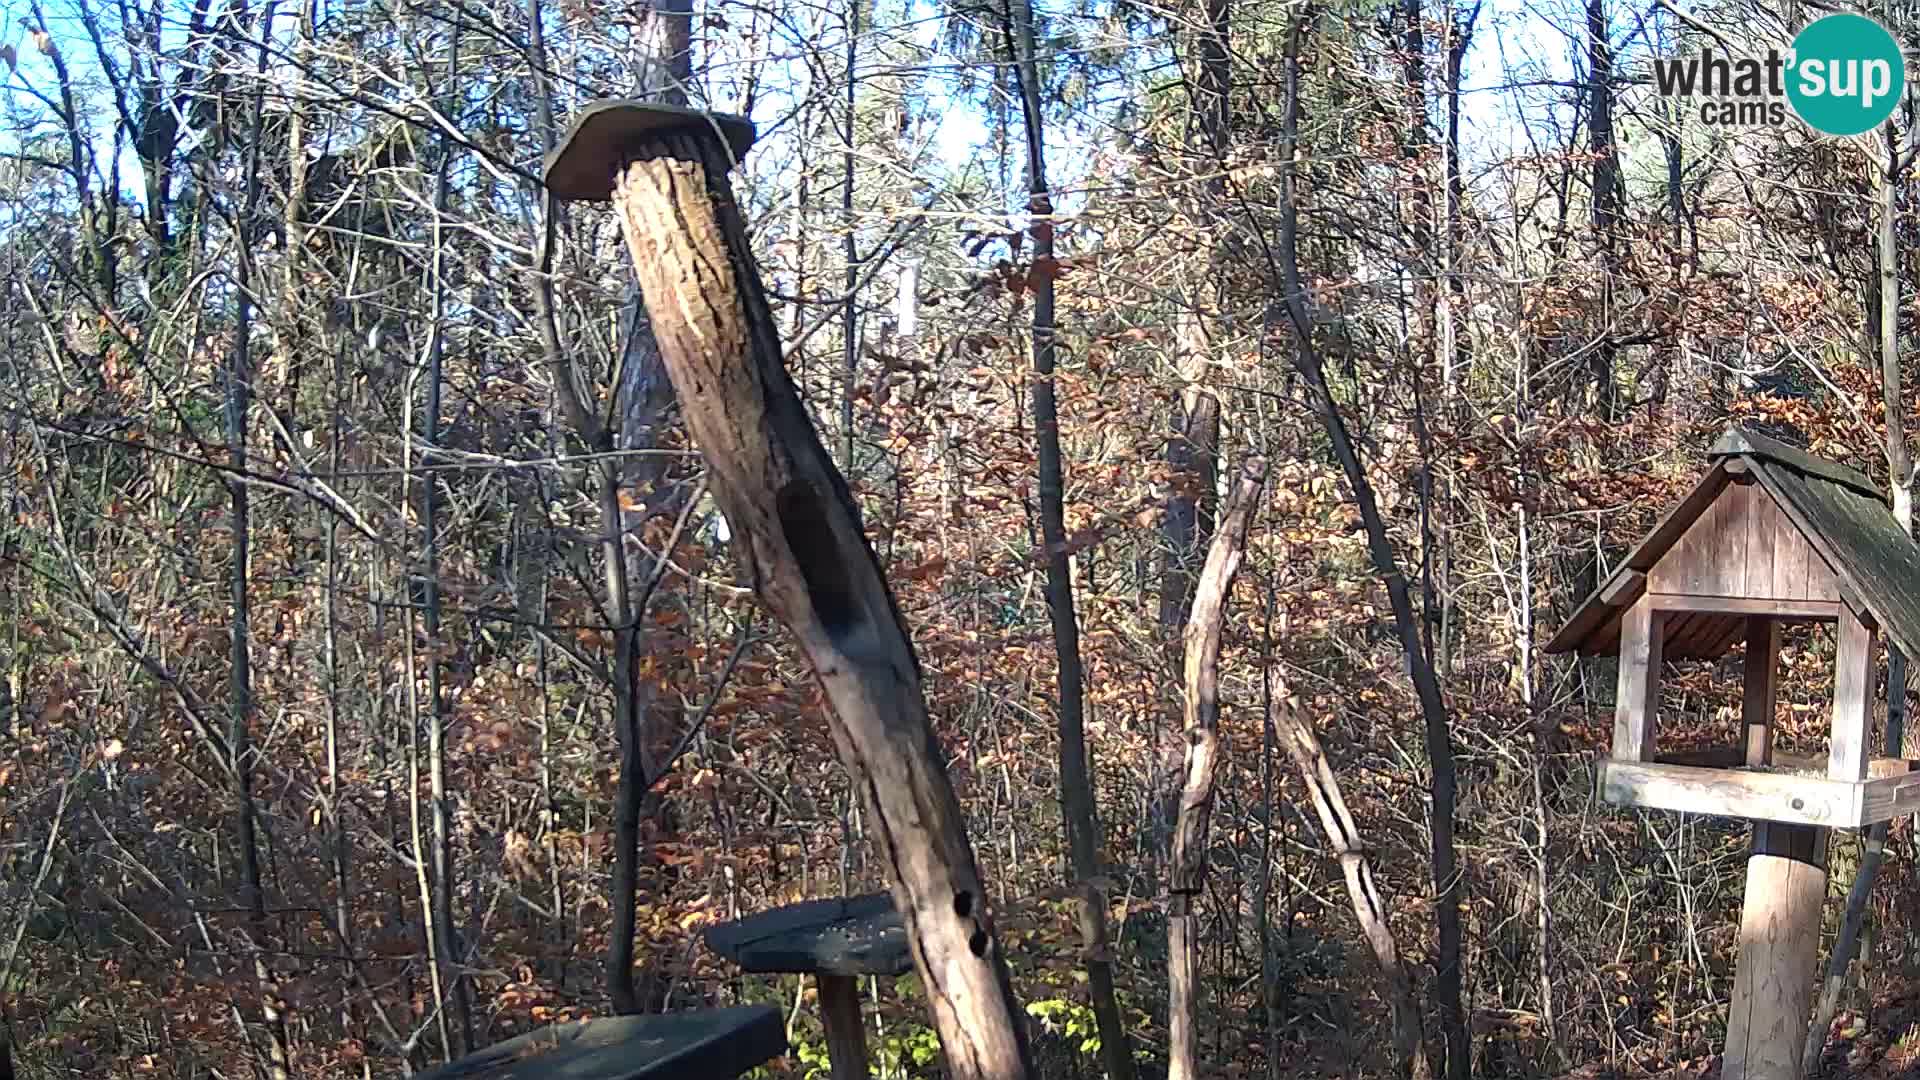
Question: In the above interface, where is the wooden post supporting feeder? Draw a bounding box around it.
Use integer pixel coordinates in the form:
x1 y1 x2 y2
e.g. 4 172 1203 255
1546 427 1920 1080
703 893 911 1080
543 102 1033 1080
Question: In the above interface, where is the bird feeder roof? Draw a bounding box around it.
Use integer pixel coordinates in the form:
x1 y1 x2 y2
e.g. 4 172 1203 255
542 100 757 202
1545 426 1920 663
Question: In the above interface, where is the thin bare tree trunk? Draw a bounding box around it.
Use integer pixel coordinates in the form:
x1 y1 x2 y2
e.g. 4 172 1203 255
1168 458 1266 1080
1154 0 1230 885
324 287 360 1053
228 8 290 1072
1274 14 1463 1076
999 0 1135 1071
415 16 473 1049
1807 125 1916 1076
840 0 859 464
1586 0 1621 421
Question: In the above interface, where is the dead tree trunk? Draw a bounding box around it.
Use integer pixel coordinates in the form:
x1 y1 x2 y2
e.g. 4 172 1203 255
1270 676 1432 1080
1168 456 1265 1080
1274 15 1465 1075
548 107 1034 1080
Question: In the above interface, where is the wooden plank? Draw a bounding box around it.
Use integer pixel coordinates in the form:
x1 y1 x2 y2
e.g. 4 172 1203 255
1751 466 1845 604
1762 489 1790 599
1647 595 1841 620
1702 618 1752 659
1772 489 1810 601
1858 768 1920 824
1839 584 1879 628
1661 611 1696 655
702 893 910 978
1641 465 1730 599
415 1007 788 1080
1721 822 1828 1080
1831 607 1876 782
819 975 873 1080
1676 614 1732 657
1712 428 1879 497
1688 492 1723 596
1598 761 1863 827
1601 569 1646 606
1721 481 1751 597
1613 596 1663 762
1743 618 1779 767
1549 465 1728 655
1805 548 1842 601
1745 477 1779 600
1653 748 1914 777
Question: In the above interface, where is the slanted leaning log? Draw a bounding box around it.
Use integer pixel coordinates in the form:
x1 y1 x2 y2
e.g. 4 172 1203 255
543 104 1033 1080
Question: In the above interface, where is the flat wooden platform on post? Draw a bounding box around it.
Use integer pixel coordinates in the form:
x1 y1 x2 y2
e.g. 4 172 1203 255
412 1006 785 1079
703 893 911 1080
1596 756 1920 828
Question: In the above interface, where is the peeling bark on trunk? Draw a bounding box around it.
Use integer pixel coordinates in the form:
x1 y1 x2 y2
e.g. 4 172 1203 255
606 130 1033 1080
1168 457 1265 1080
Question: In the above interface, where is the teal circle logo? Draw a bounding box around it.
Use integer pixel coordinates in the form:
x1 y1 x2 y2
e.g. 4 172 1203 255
1786 14 1905 136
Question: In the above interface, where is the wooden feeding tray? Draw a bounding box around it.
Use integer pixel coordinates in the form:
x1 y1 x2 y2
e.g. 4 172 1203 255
702 893 910 1080
703 892 910 979
1546 427 1920 1080
412 1006 785 1080
1599 749 1920 828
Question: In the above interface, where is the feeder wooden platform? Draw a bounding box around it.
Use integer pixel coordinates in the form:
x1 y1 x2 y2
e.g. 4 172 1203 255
702 893 909 1080
1547 426 1920 1080
412 1006 784 1080
703 892 910 979
1598 752 1920 828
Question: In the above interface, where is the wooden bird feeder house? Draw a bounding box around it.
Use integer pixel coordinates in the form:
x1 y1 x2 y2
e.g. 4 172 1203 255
1548 426 1920 1080
1546 426 1920 828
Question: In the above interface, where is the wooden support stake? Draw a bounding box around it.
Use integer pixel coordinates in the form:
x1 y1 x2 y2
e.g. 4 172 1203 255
818 975 871 1080
1722 822 1828 1080
1613 596 1663 762
1832 607 1876 781
1743 617 1779 767
545 104 1033 1080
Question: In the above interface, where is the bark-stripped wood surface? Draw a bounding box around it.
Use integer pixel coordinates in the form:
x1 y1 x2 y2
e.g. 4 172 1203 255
601 127 1032 1080
1830 606 1877 782
1721 823 1827 1080
1612 595 1663 762
1167 456 1264 1080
